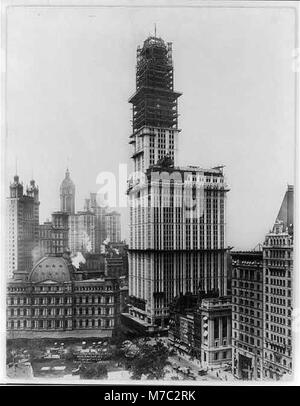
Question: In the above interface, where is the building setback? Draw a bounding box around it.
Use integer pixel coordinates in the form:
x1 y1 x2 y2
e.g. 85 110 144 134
126 35 230 332
263 185 293 380
231 251 264 380
6 175 40 280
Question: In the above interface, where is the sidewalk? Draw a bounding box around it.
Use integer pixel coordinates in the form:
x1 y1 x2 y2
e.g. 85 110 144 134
169 353 235 382
169 353 218 381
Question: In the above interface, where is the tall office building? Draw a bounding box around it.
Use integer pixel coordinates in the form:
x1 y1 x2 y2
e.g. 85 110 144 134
263 185 293 380
51 211 69 255
38 220 53 258
6 175 40 280
231 251 264 380
126 35 229 332
105 211 121 244
89 193 107 252
35 170 74 259
68 210 96 255
38 175 107 257
60 168 75 214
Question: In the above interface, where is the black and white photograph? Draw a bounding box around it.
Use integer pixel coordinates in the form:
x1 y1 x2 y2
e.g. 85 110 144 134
0 0 299 388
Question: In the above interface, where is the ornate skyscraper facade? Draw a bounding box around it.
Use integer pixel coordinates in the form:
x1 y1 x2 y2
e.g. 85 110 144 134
263 185 293 380
6 175 40 280
231 250 264 380
127 36 229 332
60 169 75 214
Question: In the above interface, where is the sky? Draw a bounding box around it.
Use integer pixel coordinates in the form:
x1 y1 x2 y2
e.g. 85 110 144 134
5 4 296 250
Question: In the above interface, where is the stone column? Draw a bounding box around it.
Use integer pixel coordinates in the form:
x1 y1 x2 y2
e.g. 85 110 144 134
209 318 214 347
219 317 222 345
227 316 231 344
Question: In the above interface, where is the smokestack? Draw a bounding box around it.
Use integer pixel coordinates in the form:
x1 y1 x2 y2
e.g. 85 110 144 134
71 252 86 269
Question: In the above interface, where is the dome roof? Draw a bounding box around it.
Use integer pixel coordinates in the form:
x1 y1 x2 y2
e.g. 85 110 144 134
60 169 75 193
29 256 74 283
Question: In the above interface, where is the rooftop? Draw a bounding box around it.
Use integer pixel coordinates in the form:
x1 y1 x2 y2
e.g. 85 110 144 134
29 256 75 283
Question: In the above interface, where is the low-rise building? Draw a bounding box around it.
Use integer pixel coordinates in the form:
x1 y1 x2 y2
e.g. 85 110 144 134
7 252 128 339
168 292 231 367
199 296 232 367
168 293 198 356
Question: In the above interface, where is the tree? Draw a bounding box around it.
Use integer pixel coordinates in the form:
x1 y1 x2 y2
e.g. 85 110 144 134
6 349 17 365
130 341 169 380
80 363 108 380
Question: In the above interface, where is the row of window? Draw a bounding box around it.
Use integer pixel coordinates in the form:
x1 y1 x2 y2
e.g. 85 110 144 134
8 306 114 317
8 318 114 330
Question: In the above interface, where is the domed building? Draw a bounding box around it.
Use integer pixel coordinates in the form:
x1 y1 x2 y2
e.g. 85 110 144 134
7 253 128 338
60 168 75 214
29 255 76 284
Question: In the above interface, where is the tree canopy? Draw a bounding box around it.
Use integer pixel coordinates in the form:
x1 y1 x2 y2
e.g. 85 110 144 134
80 362 108 380
130 341 169 380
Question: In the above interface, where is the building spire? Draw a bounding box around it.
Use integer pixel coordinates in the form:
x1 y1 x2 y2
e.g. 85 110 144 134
154 23 157 38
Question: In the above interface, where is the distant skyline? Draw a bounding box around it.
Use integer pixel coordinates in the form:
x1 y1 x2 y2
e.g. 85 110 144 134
5 5 295 249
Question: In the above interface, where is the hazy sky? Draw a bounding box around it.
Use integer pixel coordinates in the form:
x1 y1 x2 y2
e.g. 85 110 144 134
5 4 296 249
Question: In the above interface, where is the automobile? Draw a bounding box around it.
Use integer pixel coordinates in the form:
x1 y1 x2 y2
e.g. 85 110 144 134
72 367 81 375
198 369 208 376
223 365 232 372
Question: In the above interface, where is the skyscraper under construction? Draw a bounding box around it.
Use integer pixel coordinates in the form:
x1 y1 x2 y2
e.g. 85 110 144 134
126 35 230 334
